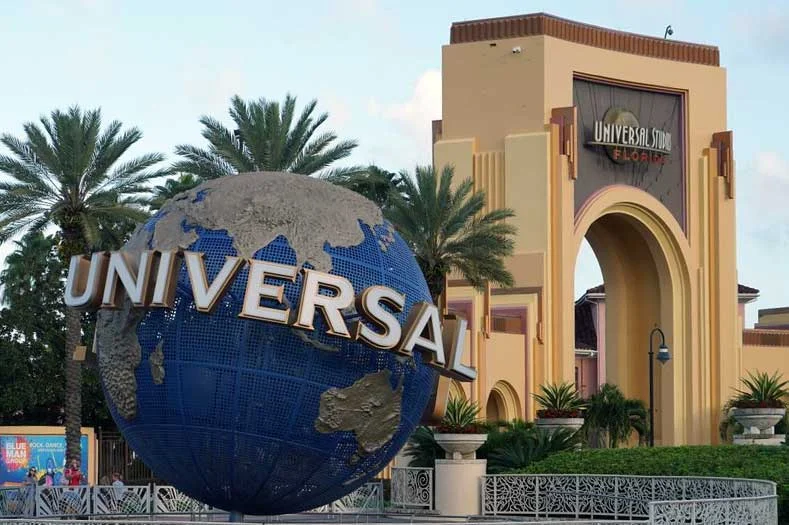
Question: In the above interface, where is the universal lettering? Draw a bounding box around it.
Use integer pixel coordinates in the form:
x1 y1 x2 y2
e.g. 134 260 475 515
65 250 476 382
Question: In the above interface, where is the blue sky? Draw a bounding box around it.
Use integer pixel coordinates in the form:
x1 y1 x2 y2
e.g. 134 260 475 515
1 0 788 326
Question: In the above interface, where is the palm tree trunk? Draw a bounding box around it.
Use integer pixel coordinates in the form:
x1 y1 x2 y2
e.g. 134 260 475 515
60 226 86 463
64 307 83 462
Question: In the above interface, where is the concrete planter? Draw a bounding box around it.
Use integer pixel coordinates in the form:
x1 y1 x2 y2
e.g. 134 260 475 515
535 417 585 434
434 433 487 460
732 407 786 433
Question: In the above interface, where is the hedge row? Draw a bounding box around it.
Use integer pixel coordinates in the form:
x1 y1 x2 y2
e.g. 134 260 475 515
521 445 789 523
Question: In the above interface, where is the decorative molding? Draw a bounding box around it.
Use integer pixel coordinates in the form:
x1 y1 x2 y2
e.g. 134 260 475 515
483 281 492 338
432 119 443 144
550 106 577 179
743 329 789 347
711 131 734 199
450 13 720 67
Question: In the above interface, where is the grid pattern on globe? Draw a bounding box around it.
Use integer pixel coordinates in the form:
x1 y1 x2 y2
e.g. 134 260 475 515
108 216 437 515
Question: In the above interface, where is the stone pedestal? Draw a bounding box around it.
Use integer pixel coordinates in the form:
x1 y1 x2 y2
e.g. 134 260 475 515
434 459 486 516
733 434 785 446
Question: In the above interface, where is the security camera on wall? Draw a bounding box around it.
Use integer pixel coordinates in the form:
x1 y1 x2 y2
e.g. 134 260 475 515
512 46 522 54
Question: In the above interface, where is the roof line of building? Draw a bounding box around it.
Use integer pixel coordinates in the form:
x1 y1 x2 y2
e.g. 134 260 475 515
449 12 720 67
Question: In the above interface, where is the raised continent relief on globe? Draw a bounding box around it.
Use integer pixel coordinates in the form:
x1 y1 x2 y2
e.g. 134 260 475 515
94 172 437 515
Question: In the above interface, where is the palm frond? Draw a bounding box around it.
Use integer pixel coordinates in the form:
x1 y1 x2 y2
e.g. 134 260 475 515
384 164 517 300
176 94 356 178
172 145 235 179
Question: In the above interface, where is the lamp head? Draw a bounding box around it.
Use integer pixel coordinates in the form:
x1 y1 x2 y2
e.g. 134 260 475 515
656 343 671 364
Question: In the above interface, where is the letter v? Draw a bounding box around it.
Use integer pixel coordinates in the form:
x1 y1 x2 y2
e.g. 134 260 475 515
184 252 244 313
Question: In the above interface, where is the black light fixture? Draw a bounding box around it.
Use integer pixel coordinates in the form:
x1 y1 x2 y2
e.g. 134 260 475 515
649 326 671 447
664 25 674 39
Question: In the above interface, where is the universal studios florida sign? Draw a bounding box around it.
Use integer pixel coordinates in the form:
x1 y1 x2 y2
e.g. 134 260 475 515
64 250 477 390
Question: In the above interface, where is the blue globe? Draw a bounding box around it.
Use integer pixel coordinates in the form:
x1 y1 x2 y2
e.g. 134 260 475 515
94 172 437 515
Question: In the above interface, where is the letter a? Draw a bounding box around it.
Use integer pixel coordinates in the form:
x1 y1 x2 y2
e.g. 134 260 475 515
397 302 446 370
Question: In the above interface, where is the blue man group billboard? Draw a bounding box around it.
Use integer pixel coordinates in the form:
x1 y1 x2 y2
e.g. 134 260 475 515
0 434 89 486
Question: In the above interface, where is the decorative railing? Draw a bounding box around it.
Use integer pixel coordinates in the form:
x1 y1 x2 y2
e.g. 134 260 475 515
1 482 381 518
482 474 777 524
35 486 91 517
649 495 777 524
0 486 34 517
92 484 151 515
391 467 433 509
151 485 204 514
308 481 383 513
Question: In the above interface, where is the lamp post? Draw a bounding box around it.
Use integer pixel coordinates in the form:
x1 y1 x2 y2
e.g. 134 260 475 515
664 25 673 39
648 327 671 447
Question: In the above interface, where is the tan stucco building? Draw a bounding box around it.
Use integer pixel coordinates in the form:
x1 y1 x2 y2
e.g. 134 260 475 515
432 12 788 446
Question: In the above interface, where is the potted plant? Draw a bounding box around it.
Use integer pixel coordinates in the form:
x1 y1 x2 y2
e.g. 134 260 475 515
731 370 789 435
433 397 487 460
533 382 586 434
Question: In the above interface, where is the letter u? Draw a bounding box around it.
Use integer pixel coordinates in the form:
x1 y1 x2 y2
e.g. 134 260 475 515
65 253 109 309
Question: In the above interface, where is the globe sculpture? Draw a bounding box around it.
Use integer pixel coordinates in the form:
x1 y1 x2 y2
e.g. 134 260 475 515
94 172 438 515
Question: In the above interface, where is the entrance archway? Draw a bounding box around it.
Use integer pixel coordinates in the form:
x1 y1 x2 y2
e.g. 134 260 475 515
573 186 692 445
486 391 504 422
485 380 522 423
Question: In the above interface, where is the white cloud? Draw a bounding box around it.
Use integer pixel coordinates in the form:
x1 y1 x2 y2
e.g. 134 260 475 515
181 66 245 120
755 151 789 180
336 0 378 16
735 8 789 61
750 151 789 222
736 151 789 261
323 95 352 130
367 70 441 163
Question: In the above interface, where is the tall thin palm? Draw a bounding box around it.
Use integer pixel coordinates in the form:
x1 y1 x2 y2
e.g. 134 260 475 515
174 94 359 179
0 106 168 461
150 173 201 211
386 165 517 303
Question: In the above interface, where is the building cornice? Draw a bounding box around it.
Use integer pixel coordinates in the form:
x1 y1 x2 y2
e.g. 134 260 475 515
449 12 720 67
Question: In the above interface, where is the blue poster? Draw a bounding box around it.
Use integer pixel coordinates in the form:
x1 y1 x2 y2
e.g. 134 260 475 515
0 434 89 486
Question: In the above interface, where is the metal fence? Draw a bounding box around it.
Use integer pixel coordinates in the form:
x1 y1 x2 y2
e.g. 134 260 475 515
482 474 777 524
649 495 778 524
390 467 433 509
96 429 156 484
0 515 646 525
308 481 383 513
0 481 382 518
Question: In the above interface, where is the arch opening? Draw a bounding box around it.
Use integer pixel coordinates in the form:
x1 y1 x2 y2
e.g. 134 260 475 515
572 187 691 445
485 380 523 423
485 391 504 423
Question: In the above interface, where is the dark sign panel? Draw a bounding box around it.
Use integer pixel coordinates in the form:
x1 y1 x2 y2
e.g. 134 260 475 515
573 78 685 230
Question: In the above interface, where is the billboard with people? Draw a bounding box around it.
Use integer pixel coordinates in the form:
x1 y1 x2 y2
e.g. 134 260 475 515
0 429 92 486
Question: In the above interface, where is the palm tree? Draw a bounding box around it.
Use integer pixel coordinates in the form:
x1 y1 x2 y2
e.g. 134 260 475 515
1 233 61 311
0 106 168 461
326 165 404 212
174 94 359 179
150 173 201 211
385 164 517 303
583 383 648 448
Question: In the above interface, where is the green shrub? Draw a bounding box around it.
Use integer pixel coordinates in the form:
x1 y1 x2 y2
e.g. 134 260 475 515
521 445 789 523
583 383 647 448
